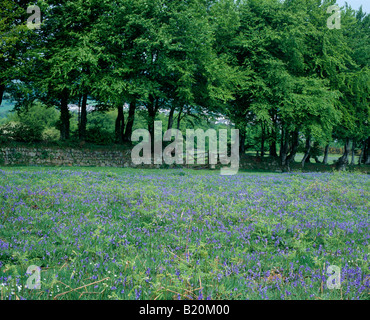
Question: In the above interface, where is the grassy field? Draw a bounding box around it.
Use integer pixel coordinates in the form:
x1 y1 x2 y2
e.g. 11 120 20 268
0 167 369 300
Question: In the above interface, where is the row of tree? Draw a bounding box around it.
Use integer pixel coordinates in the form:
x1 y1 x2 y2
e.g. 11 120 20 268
1 0 369 168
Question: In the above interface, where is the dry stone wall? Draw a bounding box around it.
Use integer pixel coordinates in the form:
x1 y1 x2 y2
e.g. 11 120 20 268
0 146 282 171
0 146 133 167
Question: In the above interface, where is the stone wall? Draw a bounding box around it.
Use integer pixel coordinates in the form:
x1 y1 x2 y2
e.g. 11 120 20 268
0 146 282 171
0 146 133 167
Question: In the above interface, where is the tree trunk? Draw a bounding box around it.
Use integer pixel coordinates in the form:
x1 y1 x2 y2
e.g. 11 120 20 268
147 96 158 151
279 128 284 160
0 82 5 106
269 138 277 157
234 117 246 155
358 140 365 165
77 95 82 131
115 103 124 144
350 140 355 165
323 144 329 164
123 100 136 143
286 129 299 164
60 89 70 140
239 132 246 155
167 104 176 130
280 129 290 170
79 93 88 141
336 138 350 170
269 111 278 157
260 123 265 157
176 106 183 130
301 136 311 168
365 138 370 165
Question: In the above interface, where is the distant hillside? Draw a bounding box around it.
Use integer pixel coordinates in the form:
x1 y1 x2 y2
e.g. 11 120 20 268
0 99 15 118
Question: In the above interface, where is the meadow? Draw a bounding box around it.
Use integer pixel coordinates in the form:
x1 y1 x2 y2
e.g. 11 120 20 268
0 167 369 300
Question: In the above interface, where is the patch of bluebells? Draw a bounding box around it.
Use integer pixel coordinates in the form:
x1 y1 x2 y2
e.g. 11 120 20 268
0 168 369 300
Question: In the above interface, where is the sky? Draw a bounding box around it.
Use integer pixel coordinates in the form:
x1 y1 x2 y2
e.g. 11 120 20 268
335 0 369 13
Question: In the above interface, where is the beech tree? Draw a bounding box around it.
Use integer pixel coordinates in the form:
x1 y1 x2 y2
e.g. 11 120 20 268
0 0 33 106
2 0 368 164
335 6 370 166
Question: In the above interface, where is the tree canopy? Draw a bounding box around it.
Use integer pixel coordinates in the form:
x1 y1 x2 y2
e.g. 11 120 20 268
1 0 369 166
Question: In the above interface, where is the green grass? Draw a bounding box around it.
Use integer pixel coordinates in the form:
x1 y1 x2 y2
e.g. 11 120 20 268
0 167 369 300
